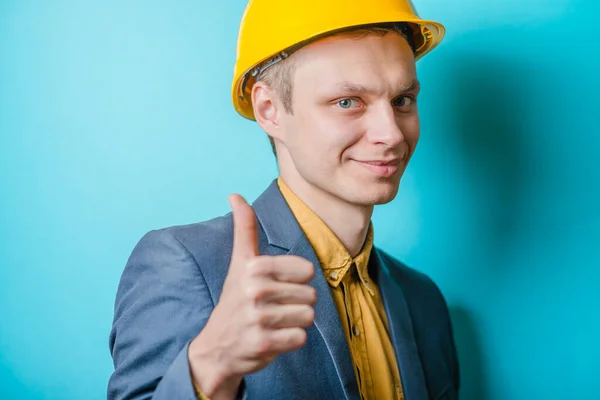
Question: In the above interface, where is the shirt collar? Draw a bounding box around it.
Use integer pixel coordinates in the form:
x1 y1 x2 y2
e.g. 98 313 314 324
277 177 374 289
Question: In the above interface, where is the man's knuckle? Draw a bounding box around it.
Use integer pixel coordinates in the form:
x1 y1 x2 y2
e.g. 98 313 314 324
244 283 261 302
253 335 272 357
289 328 307 347
308 287 317 304
304 306 315 322
246 258 264 277
303 260 315 276
257 309 272 327
247 257 272 278
247 307 263 326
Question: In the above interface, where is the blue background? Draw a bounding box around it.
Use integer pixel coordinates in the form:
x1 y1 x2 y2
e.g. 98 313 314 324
1 0 598 399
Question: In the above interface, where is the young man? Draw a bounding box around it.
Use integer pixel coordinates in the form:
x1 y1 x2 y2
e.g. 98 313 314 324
108 1 459 399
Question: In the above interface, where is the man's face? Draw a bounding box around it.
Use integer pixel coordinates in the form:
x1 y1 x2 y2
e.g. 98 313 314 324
275 32 420 207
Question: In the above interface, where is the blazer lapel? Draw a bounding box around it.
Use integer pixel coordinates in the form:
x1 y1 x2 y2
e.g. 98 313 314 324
252 180 359 400
287 236 359 400
374 249 429 400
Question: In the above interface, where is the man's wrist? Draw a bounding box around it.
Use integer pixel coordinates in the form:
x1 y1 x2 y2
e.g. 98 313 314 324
188 336 242 399
190 366 242 400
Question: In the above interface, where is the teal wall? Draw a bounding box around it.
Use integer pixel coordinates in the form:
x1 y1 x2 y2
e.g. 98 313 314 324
1 0 598 399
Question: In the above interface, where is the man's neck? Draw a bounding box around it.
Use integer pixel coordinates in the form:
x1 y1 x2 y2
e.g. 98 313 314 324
279 174 373 257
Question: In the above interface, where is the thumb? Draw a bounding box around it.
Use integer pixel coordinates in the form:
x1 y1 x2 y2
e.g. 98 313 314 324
229 193 259 262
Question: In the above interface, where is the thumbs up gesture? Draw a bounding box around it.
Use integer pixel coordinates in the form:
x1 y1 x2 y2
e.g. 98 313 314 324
188 194 317 399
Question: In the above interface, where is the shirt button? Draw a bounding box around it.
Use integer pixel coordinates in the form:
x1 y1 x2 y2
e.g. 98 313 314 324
329 272 338 280
352 325 360 336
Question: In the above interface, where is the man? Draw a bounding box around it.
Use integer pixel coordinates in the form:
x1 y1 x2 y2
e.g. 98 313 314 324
108 0 459 399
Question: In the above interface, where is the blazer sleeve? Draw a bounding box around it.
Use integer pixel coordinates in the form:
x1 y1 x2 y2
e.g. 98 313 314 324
107 229 216 400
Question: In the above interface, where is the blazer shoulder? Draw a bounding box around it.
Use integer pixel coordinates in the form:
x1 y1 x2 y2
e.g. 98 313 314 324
377 249 438 287
160 213 234 250
130 213 236 277
376 248 450 310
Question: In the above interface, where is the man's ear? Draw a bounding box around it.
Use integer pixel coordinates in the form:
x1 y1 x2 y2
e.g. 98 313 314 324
252 81 281 138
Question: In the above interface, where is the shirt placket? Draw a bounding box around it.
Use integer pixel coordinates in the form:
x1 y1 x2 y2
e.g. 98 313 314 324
343 265 373 399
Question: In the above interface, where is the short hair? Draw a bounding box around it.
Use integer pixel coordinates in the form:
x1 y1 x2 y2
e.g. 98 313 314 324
255 22 418 157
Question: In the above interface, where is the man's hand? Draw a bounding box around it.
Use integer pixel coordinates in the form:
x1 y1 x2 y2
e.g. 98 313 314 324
188 194 316 399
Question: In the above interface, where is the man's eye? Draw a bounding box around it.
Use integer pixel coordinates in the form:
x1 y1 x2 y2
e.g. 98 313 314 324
392 96 414 108
337 99 358 109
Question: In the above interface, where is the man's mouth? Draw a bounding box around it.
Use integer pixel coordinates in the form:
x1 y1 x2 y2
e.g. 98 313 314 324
353 158 402 177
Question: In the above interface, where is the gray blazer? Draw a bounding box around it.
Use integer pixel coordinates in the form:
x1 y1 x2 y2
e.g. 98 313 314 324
108 179 459 399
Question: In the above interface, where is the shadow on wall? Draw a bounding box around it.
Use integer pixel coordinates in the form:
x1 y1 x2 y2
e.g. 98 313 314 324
437 53 540 400
443 53 536 261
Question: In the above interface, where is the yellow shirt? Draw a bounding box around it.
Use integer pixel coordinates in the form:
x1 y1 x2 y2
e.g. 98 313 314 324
278 178 404 400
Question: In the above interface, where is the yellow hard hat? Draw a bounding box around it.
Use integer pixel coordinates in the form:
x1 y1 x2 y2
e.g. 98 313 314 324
232 0 446 121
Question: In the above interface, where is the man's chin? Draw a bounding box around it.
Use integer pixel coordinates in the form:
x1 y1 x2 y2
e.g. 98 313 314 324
369 192 398 205
349 181 401 206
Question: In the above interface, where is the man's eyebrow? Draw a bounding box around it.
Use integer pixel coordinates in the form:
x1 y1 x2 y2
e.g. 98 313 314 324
399 79 421 92
330 79 421 96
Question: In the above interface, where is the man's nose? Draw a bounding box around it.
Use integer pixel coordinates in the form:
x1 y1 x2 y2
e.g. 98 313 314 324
366 104 405 147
